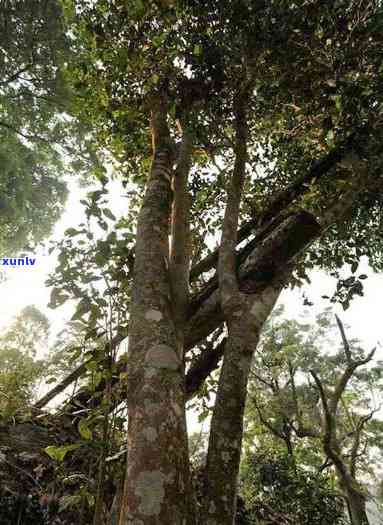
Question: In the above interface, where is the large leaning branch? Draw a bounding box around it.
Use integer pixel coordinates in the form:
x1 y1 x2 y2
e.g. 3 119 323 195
189 125 369 281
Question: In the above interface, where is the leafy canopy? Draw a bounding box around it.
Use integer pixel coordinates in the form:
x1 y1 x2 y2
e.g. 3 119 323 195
54 0 383 319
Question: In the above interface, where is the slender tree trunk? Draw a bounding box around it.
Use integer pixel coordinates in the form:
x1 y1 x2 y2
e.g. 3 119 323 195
118 104 194 525
109 473 125 525
202 284 283 525
201 88 311 524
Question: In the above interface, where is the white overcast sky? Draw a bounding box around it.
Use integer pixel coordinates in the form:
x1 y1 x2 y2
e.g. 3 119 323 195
0 178 382 354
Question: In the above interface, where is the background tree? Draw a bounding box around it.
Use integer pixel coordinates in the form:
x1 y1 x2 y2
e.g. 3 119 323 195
240 451 347 525
0 305 49 417
245 308 383 525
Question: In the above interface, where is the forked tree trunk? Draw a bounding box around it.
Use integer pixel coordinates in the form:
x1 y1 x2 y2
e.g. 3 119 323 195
118 104 194 525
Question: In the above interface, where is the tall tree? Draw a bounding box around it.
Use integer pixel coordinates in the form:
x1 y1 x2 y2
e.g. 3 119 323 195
0 306 50 417
17 1 383 523
246 309 383 525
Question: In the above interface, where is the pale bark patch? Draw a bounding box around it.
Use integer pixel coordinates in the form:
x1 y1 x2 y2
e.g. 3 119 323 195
144 309 163 322
135 470 166 516
142 427 158 442
144 368 157 379
222 451 230 464
144 400 161 416
209 501 216 514
171 401 183 417
250 300 269 324
145 344 181 370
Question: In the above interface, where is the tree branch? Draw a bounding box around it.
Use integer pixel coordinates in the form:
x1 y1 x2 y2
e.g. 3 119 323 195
335 315 352 362
251 395 285 440
330 316 376 414
350 410 376 478
33 332 126 410
218 91 248 311
169 129 193 331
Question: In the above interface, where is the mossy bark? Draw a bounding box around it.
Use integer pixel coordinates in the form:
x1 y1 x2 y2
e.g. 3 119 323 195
202 285 282 525
118 107 194 525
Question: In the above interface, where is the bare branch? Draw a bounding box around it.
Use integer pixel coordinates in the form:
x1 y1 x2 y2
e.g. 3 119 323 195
0 120 51 144
335 315 351 362
358 347 376 365
318 456 334 473
310 370 332 433
350 411 374 478
35 332 127 410
0 64 32 86
330 318 376 414
251 395 285 440
249 370 276 391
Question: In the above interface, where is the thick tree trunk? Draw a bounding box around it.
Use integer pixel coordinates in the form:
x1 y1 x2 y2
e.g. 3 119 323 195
202 284 282 525
118 106 194 525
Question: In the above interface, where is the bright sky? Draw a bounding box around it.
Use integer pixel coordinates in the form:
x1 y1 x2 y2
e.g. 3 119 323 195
0 178 128 339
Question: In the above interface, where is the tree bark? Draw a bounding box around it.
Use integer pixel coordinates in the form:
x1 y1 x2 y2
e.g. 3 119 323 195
203 284 283 525
202 90 287 524
118 103 195 525
344 485 369 525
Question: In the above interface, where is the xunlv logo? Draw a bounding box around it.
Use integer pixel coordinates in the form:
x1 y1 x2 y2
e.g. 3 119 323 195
1 257 36 266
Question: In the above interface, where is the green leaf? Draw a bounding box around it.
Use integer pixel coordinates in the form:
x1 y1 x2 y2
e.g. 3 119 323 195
86 492 95 507
334 95 342 112
193 44 202 56
71 298 92 321
44 444 81 462
325 129 334 146
78 418 93 440
49 288 69 309
103 208 116 221
65 228 82 237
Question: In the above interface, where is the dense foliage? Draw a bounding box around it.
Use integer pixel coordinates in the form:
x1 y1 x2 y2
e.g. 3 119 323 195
241 452 347 525
0 306 49 416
